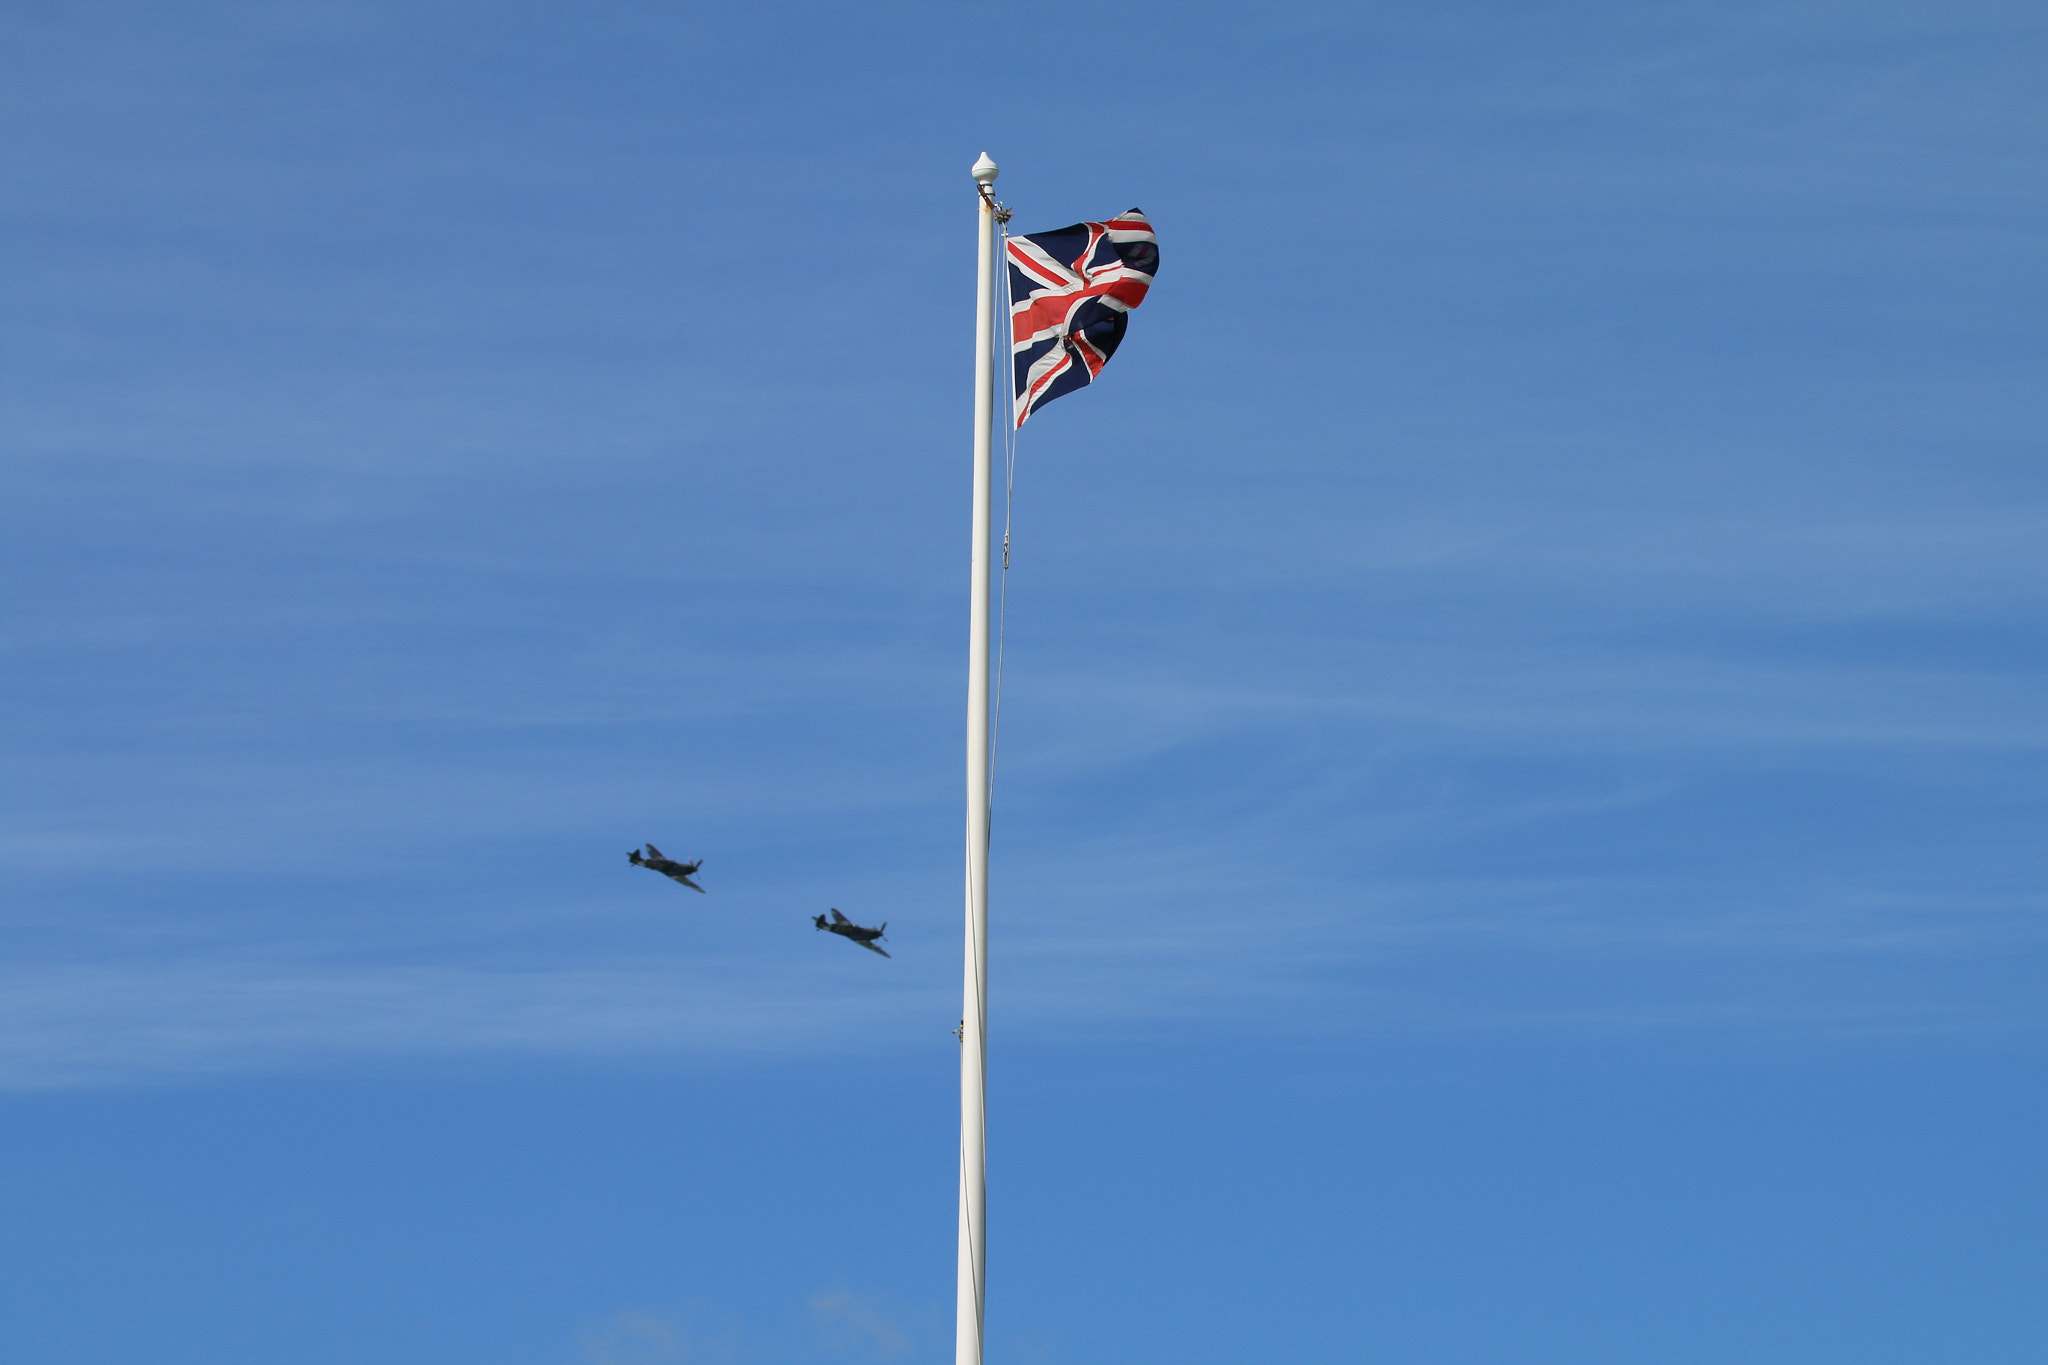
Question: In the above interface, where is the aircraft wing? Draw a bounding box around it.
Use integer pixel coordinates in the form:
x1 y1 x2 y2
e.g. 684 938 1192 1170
856 939 891 957
829 908 851 925
645 843 666 859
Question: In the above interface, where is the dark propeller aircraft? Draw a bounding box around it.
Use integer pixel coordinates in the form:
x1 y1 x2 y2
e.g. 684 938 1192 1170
628 844 705 892
814 908 889 957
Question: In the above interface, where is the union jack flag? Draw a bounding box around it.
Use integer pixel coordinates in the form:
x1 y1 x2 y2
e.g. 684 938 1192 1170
1007 209 1158 427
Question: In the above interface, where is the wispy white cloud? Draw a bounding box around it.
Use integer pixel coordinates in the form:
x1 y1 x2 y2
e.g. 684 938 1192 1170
809 1290 911 1361
3 839 2037 1091
581 1313 683 1365
580 1309 742 1365
0 955 947 1091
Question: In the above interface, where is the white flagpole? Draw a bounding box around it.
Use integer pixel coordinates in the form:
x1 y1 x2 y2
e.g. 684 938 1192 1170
957 149 1000 1365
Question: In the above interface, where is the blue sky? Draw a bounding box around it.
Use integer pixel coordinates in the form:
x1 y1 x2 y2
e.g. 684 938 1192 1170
3 1 2044 1361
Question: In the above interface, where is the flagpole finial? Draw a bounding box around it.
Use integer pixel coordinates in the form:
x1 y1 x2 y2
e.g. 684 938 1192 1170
971 152 999 184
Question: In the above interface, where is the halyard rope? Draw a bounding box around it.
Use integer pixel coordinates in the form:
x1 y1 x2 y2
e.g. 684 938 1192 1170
987 218 1017 835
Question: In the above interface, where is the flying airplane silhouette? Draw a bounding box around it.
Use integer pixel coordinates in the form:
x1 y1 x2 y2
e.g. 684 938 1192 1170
628 844 705 892
814 908 889 957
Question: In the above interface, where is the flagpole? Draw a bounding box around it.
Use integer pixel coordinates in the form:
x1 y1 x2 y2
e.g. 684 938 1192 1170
957 150 999 1365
